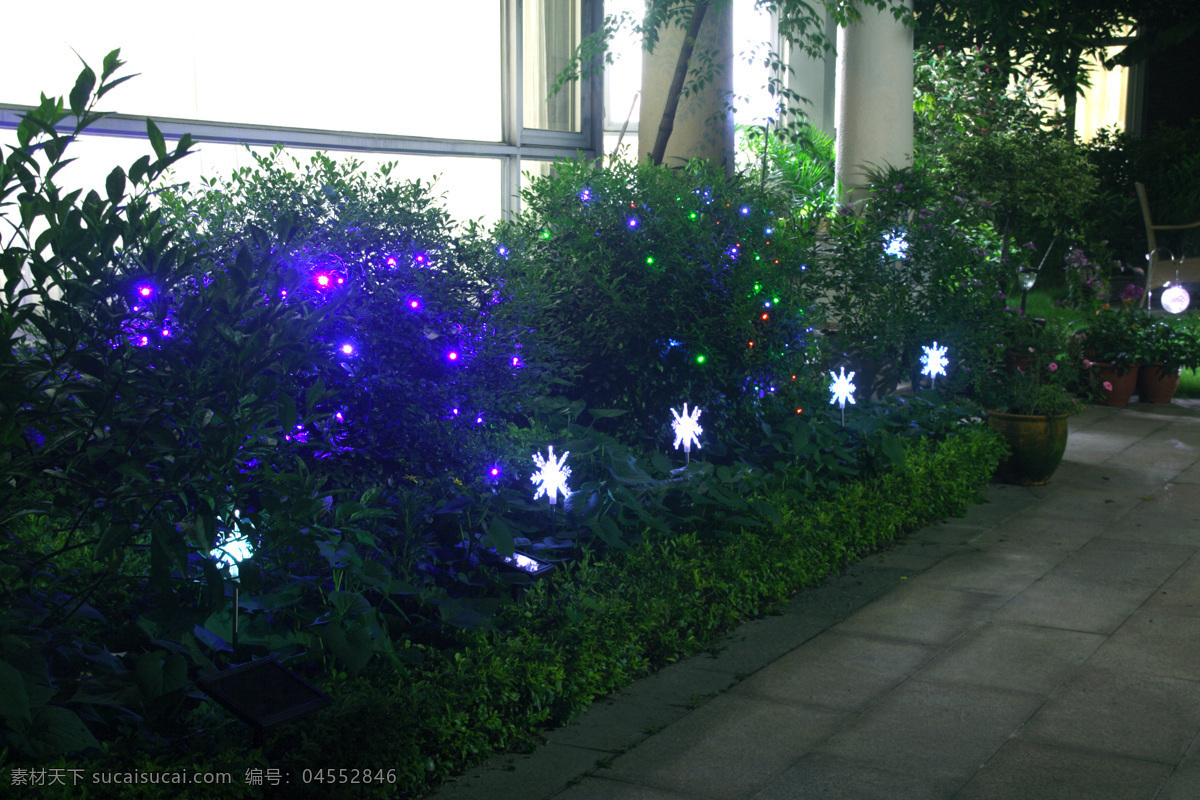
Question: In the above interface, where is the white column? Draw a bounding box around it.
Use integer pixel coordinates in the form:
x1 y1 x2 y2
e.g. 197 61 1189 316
834 2 913 199
639 1 734 170
786 8 837 138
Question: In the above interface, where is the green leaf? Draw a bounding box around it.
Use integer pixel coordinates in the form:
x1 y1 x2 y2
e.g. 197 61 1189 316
485 516 515 557
329 591 371 619
134 652 164 699
588 408 628 418
69 64 97 117
0 660 32 726
22 706 99 758
277 393 298 432
146 118 167 160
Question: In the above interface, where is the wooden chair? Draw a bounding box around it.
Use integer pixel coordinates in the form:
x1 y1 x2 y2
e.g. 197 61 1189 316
1136 181 1200 308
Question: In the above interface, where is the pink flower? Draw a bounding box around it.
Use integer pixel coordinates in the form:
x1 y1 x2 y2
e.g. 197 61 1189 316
1103 381 1113 392
1083 359 1093 368
1049 362 1058 372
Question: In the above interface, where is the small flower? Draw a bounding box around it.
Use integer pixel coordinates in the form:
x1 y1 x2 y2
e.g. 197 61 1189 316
1049 362 1058 372
1083 359 1093 368
1103 381 1113 392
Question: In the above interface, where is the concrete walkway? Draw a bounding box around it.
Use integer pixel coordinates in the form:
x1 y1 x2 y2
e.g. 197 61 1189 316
433 401 1200 800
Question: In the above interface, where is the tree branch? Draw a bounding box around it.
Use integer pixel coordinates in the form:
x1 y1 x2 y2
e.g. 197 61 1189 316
650 1 710 165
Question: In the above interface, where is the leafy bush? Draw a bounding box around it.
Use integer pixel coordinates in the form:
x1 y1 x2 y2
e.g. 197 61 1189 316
158 147 526 488
492 157 824 447
1083 124 1200 269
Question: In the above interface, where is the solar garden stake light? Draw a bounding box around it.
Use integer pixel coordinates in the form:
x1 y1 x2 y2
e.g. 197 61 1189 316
1162 281 1190 314
209 511 253 663
828 366 856 428
1019 268 1038 314
532 446 571 534
670 403 703 464
920 342 949 391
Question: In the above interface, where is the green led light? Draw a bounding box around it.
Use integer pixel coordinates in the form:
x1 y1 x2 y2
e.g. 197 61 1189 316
696 354 706 364
773 296 780 304
753 283 762 293
646 255 655 265
541 231 551 240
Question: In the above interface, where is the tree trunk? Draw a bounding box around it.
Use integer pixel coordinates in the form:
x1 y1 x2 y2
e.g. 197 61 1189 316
650 1 709 165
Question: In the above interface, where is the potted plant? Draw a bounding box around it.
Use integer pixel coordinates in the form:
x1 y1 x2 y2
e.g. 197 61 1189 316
1077 288 1149 407
977 322 1084 485
1135 315 1200 403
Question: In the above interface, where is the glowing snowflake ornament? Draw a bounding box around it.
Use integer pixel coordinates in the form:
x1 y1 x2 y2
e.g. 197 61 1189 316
209 510 253 580
920 341 950 388
828 367 856 427
670 403 703 462
531 446 571 506
883 231 908 259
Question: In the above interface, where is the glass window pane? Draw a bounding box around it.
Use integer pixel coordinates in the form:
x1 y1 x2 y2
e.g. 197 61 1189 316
0 1 502 142
1 133 502 231
524 0 581 131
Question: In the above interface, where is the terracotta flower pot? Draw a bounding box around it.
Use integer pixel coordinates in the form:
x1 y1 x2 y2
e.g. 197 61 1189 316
1137 363 1182 404
1092 363 1139 407
987 410 1070 486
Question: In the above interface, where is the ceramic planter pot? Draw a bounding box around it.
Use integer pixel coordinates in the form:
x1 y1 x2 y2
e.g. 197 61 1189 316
987 410 1070 486
1092 363 1139 407
1136 363 1182 404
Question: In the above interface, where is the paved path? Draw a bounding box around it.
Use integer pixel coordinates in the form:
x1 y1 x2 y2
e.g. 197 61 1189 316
433 402 1200 800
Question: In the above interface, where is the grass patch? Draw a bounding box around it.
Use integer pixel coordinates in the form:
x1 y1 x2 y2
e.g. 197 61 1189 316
1179 368 1200 398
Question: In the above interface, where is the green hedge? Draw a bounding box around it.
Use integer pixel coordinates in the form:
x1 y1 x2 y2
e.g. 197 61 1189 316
277 426 1004 798
7 426 1003 799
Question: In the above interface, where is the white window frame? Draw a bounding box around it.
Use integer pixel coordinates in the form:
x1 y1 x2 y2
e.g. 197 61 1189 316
0 0 603 222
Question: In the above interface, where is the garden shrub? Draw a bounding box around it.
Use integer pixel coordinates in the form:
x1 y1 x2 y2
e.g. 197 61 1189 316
2 53 1011 800
1083 124 1200 269
492 157 824 448
157 147 527 488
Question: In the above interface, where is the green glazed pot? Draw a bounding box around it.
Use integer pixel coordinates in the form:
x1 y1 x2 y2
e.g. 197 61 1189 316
987 410 1070 486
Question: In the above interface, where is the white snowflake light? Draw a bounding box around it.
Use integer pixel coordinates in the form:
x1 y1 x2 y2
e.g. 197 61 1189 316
670 403 704 456
883 230 908 259
829 367 857 409
209 510 253 579
531 445 571 505
920 341 950 385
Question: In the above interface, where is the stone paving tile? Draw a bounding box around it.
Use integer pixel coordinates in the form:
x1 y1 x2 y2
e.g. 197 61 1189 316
1018 667 1200 764
913 621 1103 695
731 631 938 711
601 693 847 800
544 695 692 754
1128 482 1200 527
553 776 708 800
612 663 743 711
686 608 843 678
1086 609 1200 681
1015 487 1142 522
749 751 959 800
955 739 1172 800
1101 515 1200 547
1155 731 1200 800
813 679 1044 783
431 743 611 800
914 545 1064 598
1040 461 1181 491
829 583 1007 646
1173 460 1200 484
1107 445 1200 471
967 515 1102 555
954 485 1040 526
990 571 1156 634
1049 536 1194 587
1141 553 1200 617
